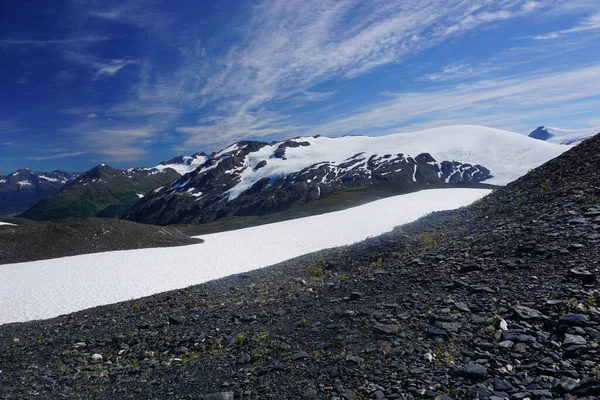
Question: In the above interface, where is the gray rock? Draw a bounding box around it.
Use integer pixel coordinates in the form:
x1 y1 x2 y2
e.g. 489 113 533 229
513 305 546 319
372 323 400 335
463 363 487 379
559 313 590 326
292 350 308 360
427 326 449 337
204 393 234 400
563 334 586 346
557 376 579 392
237 354 251 364
573 379 600 396
346 355 364 365
492 378 513 391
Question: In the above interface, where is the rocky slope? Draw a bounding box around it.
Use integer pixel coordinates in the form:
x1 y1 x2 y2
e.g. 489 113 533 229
0 216 201 264
0 136 598 399
18 164 180 221
125 126 565 226
0 169 79 215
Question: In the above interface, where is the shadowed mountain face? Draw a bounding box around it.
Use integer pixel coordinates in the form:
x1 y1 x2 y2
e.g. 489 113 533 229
0 136 598 398
18 164 180 221
124 139 491 225
0 169 79 215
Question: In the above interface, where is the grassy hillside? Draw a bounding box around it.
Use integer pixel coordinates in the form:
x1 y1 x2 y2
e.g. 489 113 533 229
19 165 179 221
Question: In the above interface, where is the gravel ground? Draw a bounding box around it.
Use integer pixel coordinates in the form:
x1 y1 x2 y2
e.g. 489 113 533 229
0 135 599 399
0 218 201 265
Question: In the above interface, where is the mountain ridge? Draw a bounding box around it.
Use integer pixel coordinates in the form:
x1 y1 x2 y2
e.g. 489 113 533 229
0 169 79 215
124 125 568 225
18 164 180 221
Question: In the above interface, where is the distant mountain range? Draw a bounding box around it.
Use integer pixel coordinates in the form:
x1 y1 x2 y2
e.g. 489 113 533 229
7 125 592 224
124 125 568 226
528 126 599 145
16 154 208 221
0 169 79 215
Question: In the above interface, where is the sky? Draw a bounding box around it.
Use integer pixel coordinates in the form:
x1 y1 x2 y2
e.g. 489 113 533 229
1 0 599 174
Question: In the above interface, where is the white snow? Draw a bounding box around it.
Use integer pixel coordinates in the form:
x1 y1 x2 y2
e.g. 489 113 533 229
136 193 144 198
535 126 599 145
224 125 568 200
0 222 17 227
17 180 32 187
155 154 208 175
0 188 490 325
38 175 59 182
0 179 6 184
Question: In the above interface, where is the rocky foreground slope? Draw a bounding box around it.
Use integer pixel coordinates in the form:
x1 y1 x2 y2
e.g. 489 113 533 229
0 134 599 399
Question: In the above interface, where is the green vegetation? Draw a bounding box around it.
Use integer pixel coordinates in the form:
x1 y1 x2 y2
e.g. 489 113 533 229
19 166 179 221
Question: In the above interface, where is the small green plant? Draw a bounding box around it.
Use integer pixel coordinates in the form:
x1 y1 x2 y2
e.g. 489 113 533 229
585 295 598 307
235 331 247 345
252 332 268 343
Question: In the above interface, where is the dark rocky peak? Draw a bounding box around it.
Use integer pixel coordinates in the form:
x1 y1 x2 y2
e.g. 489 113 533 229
159 152 209 166
210 140 269 159
273 140 311 159
76 164 120 181
528 126 551 141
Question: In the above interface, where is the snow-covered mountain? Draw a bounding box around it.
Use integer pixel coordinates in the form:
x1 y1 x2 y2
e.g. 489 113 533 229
154 152 209 175
124 125 569 225
0 169 79 215
528 126 599 145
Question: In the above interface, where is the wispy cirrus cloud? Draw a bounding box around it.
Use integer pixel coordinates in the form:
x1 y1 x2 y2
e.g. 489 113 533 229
164 0 565 149
63 52 136 79
0 35 112 48
304 64 600 137
533 12 600 40
28 151 87 161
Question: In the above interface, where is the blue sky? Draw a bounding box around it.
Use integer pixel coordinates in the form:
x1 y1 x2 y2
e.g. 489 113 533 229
1 0 599 174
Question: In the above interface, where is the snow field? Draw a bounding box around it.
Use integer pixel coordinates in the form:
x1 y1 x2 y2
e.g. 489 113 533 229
0 188 491 325
222 125 568 199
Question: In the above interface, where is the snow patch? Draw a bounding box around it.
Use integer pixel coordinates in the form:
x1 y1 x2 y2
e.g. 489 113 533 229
531 126 599 145
0 188 490 324
38 175 59 182
0 222 17 227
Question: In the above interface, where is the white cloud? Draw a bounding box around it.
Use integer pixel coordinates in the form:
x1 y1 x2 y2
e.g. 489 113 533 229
95 60 135 78
63 52 136 79
302 64 600 137
154 0 556 149
533 12 600 40
28 152 87 161
0 35 112 47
